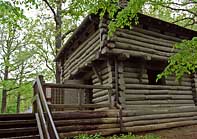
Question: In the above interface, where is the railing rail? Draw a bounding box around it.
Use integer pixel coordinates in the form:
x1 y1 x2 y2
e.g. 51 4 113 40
44 83 113 110
33 76 59 139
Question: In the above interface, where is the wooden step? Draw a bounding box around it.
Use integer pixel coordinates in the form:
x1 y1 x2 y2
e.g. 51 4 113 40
0 127 38 138
0 135 40 139
52 110 118 120
0 119 36 129
0 113 35 121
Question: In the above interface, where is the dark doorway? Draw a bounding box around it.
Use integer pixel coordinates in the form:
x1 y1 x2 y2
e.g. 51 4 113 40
147 69 166 85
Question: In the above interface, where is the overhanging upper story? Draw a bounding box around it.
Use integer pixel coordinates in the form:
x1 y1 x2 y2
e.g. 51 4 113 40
55 13 197 82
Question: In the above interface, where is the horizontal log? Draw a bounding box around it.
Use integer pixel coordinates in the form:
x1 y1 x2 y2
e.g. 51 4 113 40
69 40 100 70
115 41 173 57
124 67 143 73
123 72 148 78
64 40 100 76
123 120 197 133
116 29 177 46
117 28 178 44
166 80 192 86
92 71 110 80
93 86 115 92
64 43 99 78
52 110 119 120
93 90 108 98
49 104 110 109
123 116 197 127
122 112 197 122
125 89 192 95
124 94 193 101
64 53 98 79
97 100 111 105
113 36 176 54
166 76 192 82
122 106 197 116
93 77 114 85
44 83 112 89
122 100 194 105
63 32 99 69
93 95 109 103
93 78 113 85
55 117 118 126
123 78 148 84
132 27 181 42
122 84 192 90
123 104 194 109
108 48 168 60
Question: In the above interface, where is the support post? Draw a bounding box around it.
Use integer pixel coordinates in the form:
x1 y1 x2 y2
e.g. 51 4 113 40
192 73 197 105
114 57 119 106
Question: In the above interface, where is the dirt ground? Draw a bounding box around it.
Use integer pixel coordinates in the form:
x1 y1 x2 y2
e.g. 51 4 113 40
141 125 197 139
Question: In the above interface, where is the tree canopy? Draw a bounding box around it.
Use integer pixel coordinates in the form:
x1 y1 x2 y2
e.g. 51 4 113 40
0 0 196 113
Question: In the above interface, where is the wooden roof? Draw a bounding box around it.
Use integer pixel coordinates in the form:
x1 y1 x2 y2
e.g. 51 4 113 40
55 13 197 61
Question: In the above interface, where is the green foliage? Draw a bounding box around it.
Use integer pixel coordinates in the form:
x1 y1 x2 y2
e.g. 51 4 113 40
158 37 197 80
69 0 146 35
0 1 26 28
74 133 101 139
108 0 146 36
72 133 160 139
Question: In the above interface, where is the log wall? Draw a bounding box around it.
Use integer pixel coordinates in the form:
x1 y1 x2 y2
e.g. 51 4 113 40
91 61 115 109
52 107 197 138
119 59 194 110
62 30 100 81
109 27 182 61
121 107 197 133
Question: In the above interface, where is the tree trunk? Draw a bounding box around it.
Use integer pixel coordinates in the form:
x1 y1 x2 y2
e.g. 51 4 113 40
16 92 20 113
1 66 8 113
55 0 62 83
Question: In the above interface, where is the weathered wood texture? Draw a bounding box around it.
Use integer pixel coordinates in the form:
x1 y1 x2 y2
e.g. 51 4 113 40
91 61 115 109
51 107 197 138
53 110 120 138
121 106 197 133
106 27 182 60
63 30 100 80
192 74 197 105
119 59 194 110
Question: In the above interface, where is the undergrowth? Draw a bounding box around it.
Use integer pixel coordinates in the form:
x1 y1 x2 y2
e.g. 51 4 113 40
72 133 160 139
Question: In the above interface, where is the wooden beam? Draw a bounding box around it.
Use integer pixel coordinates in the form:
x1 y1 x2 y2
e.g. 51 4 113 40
92 64 103 84
114 57 119 105
44 83 112 89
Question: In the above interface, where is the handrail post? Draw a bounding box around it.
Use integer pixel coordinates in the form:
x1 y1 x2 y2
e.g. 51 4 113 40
38 75 46 97
108 88 112 109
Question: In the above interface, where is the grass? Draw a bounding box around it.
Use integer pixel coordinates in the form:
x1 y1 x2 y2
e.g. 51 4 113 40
72 133 161 139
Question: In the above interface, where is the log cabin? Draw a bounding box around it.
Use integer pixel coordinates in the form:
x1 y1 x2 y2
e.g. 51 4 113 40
2 14 197 139
40 13 197 138
54 13 197 110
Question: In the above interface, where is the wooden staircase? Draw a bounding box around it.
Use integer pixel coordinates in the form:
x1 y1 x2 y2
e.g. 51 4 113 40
0 113 39 139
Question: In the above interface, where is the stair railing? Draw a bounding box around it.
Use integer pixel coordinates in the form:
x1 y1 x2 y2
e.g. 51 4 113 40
33 75 59 139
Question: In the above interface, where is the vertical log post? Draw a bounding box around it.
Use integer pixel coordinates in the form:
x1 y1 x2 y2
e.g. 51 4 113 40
192 73 197 105
108 88 112 108
38 75 46 98
78 89 83 110
114 57 119 107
